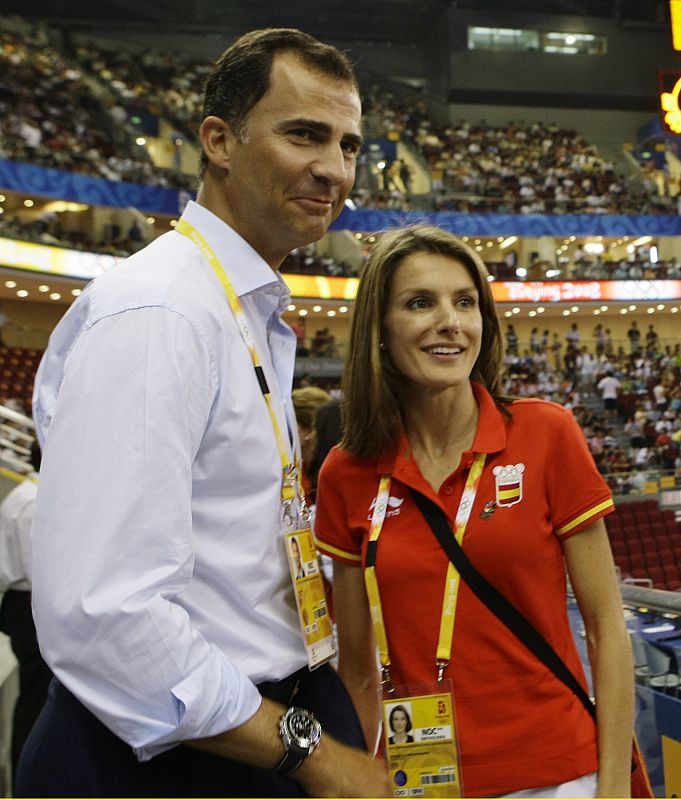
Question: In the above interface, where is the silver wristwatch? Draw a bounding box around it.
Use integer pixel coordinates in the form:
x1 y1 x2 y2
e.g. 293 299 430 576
272 707 322 776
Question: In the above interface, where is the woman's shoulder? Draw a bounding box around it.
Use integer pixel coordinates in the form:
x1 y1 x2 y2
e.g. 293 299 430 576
319 445 379 480
506 396 577 426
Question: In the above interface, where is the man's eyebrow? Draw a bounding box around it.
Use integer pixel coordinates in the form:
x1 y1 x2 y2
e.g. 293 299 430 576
279 118 331 135
280 118 363 147
342 132 364 149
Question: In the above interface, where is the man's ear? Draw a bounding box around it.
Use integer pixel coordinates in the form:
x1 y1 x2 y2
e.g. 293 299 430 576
199 116 237 171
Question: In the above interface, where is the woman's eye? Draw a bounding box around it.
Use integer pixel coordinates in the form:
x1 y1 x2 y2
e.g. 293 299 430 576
407 297 429 309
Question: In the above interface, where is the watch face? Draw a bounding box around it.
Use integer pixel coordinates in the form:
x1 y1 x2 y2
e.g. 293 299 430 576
286 709 321 749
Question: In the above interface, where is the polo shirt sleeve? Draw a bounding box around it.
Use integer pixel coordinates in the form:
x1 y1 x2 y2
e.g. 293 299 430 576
545 406 614 540
314 447 364 566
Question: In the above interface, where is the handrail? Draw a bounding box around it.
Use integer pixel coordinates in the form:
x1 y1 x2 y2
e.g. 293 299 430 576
620 582 681 615
0 405 34 430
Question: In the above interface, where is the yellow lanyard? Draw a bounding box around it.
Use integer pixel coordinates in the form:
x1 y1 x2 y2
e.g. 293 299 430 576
176 218 306 523
364 452 486 690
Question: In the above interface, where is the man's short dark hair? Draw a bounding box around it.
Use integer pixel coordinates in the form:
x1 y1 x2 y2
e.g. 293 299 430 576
199 28 358 176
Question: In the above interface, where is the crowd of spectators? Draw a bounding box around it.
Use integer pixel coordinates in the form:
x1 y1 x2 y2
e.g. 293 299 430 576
282 249 358 278
501 321 681 494
72 43 208 144
564 252 681 281
1 20 674 217
0 213 137 257
361 83 672 214
0 26 195 191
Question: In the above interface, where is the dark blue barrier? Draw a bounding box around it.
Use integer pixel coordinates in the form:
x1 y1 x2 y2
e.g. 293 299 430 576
0 159 192 216
331 206 681 237
4 157 681 238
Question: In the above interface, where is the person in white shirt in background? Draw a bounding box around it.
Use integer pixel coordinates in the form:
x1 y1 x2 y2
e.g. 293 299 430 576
18 27 389 799
0 441 51 789
597 371 621 422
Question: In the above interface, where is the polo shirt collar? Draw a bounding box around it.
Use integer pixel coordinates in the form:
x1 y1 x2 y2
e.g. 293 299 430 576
376 381 508 477
179 200 289 300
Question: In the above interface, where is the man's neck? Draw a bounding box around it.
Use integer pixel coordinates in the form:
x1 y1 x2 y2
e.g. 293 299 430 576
195 181 284 272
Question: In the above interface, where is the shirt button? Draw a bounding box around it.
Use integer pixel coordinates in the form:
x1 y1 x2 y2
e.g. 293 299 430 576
443 486 454 496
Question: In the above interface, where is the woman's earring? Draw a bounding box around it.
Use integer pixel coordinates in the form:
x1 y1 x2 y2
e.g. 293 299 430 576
379 341 386 350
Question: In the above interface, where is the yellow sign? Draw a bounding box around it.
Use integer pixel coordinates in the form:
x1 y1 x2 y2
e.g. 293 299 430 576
672 1 681 50
661 76 681 133
662 735 681 797
0 237 121 280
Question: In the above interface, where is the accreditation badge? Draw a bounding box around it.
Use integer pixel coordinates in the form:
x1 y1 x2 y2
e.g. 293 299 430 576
285 528 335 669
382 682 463 798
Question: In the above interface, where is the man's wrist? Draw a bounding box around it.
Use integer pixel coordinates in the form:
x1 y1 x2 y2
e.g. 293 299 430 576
272 707 322 776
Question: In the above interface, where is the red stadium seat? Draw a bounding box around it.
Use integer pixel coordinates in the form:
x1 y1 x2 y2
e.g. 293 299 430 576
630 553 646 572
648 567 665 589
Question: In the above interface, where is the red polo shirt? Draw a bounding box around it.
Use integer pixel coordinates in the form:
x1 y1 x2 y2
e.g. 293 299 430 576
315 383 614 797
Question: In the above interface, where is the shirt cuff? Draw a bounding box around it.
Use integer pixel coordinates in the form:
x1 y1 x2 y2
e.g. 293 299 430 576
133 654 263 761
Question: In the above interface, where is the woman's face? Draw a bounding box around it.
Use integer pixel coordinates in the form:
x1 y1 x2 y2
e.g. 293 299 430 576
391 709 408 734
384 252 482 394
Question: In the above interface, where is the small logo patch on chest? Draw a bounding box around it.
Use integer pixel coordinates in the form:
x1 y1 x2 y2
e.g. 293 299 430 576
492 463 525 508
367 494 404 520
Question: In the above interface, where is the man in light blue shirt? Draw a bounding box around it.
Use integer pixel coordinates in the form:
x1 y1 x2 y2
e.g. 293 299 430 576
18 28 389 798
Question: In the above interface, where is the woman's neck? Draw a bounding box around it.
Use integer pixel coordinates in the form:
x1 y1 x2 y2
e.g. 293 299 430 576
401 381 479 490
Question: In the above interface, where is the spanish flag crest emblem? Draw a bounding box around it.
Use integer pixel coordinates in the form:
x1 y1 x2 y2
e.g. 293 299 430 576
493 463 525 508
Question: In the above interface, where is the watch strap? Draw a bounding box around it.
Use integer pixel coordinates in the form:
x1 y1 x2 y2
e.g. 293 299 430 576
272 740 309 776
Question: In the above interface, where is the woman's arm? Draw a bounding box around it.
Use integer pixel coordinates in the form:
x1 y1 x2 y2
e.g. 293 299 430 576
333 561 382 754
563 519 634 799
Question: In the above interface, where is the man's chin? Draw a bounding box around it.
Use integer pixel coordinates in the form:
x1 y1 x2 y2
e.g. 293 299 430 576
297 214 333 240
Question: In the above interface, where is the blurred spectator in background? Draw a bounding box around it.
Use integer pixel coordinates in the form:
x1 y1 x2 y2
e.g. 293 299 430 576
0 441 51 789
292 386 333 502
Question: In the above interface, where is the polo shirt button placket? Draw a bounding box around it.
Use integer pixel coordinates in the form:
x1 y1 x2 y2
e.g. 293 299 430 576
443 486 454 496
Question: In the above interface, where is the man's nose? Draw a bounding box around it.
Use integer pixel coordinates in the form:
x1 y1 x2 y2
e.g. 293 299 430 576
310 144 351 186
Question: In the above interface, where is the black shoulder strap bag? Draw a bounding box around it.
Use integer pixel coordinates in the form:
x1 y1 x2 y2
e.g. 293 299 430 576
410 487 653 797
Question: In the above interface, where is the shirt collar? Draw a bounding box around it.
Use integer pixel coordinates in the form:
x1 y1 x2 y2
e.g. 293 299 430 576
179 200 290 301
376 381 508 476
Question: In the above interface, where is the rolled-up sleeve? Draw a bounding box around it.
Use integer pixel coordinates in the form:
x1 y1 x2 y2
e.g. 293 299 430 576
31 306 262 758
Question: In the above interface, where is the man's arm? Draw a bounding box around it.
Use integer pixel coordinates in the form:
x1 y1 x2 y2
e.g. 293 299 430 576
191 698 391 797
31 308 261 751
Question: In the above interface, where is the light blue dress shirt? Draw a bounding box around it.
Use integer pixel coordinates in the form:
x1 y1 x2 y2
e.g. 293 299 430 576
31 201 308 759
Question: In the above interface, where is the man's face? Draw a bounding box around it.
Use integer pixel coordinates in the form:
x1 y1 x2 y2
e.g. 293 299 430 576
218 52 362 267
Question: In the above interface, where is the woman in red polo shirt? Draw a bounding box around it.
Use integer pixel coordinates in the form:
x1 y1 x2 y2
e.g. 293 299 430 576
314 225 633 798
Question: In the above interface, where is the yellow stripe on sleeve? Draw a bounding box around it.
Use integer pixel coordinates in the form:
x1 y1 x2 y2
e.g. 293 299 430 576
556 498 615 536
315 539 362 562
